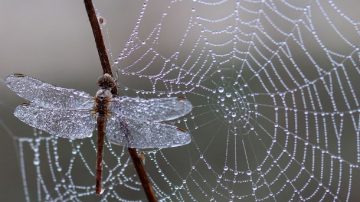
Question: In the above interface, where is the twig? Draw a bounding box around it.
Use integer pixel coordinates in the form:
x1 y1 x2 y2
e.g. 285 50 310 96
83 1 112 74
83 0 157 201
128 148 157 202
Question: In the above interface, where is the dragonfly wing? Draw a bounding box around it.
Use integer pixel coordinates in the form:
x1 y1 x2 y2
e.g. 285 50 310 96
106 116 127 146
111 97 192 122
14 104 96 139
106 116 191 149
6 74 93 109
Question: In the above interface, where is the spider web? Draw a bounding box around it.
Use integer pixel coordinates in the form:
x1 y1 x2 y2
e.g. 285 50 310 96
15 0 360 201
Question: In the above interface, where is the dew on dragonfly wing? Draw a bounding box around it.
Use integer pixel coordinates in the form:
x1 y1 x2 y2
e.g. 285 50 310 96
218 87 224 93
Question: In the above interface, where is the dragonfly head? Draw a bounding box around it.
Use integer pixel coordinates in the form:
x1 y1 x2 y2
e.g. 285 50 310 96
98 73 116 90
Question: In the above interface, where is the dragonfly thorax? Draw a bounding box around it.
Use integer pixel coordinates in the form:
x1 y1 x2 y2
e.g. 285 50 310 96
95 89 112 116
96 89 112 100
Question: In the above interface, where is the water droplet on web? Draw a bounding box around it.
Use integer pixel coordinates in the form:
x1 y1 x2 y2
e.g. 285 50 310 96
33 158 40 166
218 87 224 93
226 92 231 97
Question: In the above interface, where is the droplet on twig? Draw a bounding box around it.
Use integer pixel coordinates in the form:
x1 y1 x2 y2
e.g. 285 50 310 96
98 16 106 25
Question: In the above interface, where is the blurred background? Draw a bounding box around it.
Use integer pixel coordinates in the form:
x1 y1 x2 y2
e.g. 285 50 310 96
1 0 360 201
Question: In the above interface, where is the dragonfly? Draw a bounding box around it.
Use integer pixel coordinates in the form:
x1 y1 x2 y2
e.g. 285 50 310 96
5 73 192 195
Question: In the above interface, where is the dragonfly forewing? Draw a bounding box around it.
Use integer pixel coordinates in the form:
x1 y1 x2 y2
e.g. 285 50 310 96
6 74 93 109
106 115 191 148
15 104 96 139
111 97 192 122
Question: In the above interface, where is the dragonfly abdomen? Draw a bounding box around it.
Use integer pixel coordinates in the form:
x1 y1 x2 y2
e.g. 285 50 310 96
94 88 112 195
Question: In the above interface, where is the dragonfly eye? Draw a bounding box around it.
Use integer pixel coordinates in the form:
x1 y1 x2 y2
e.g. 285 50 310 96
98 74 116 89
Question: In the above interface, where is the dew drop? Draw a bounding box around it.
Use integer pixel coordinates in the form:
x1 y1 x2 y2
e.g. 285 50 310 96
226 92 232 98
98 16 106 25
33 159 40 166
218 87 224 93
